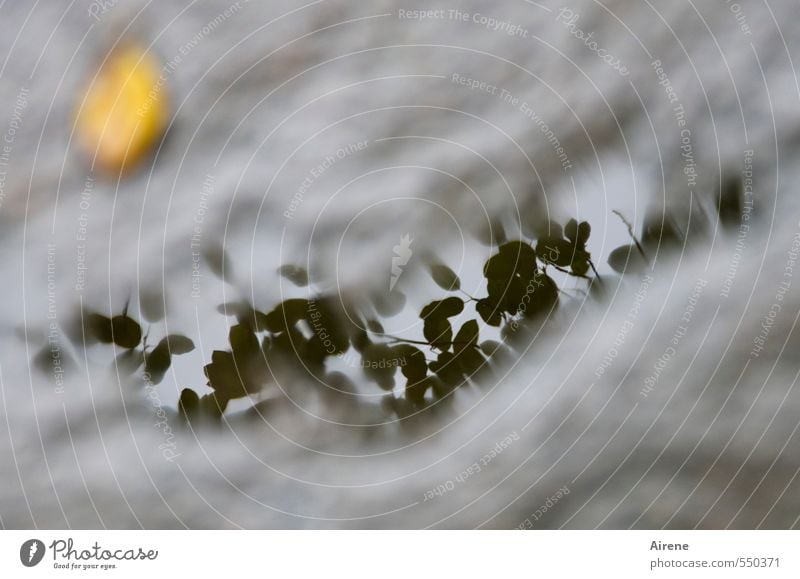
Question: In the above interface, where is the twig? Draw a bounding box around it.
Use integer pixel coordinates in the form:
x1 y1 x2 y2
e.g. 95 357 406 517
612 210 647 258
588 259 602 281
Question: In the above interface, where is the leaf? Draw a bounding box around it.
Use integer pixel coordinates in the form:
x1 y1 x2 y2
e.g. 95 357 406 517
429 263 461 291
178 388 199 420
564 218 579 243
484 241 537 281
348 318 371 352
608 244 648 274
454 319 479 348
519 272 559 319
111 315 142 349
32 343 75 377
371 289 406 317
717 176 743 228
278 264 309 287
476 218 507 246
419 297 464 320
429 351 464 387
571 256 590 276
453 320 483 379
87 313 114 343
533 219 563 241
198 392 228 421
305 297 351 355
144 342 171 384
361 343 399 390
405 376 433 407
263 299 309 332
204 350 251 399
116 348 144 374
535 238 572 267
456 348 486 377
139 289 166 322
395 345 428 382
577 221 591 246
75 43 168 173
476 299 503 327
366 319 385 334
229 324 259 357
423 317 452 350
159 334 194 355
479 340 504 357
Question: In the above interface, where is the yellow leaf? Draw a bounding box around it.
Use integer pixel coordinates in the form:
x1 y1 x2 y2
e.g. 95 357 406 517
76 44 167 174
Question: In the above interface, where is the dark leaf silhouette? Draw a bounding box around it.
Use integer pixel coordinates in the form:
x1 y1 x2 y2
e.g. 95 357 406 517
139 289 166 322
204 350 254 399
577 221 591 245
111 315 142 349
717 176 743 229
608 244 648 274
87 313 114 344
454 319 479 348
429 263 461 291
420 297 464 319
178 388 199 420
366 319 385 334
361 343 399 390
536 238 572 267
144 342 171 384
161 334 194 355
278 264 309 287
476 299 503 327
395 344 427 381
423 317 452 350
371 289 406 317
476 217 507 246
429 351 464 388
263 299 309 332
